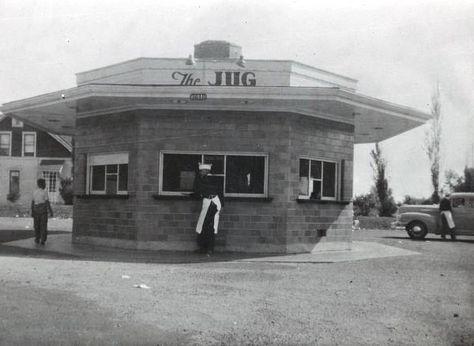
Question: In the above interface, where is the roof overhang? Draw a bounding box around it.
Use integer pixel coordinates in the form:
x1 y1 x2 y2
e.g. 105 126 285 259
0 85 430 143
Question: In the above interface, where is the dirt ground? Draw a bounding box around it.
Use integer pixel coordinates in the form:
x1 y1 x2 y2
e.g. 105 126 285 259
0 227 473 346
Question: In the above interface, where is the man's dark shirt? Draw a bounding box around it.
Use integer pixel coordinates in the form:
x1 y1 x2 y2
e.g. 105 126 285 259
439 197 452 212
192 174 224 205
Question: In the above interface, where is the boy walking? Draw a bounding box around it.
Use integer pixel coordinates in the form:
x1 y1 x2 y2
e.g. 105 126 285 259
31 178 53 245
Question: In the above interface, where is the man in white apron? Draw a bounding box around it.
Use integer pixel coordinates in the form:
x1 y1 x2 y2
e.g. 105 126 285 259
193 163 223 254
439 194 456 240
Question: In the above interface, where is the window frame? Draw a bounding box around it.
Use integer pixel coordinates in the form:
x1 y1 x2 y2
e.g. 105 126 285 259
159 150 269 198
298 156 338 201
87 152 129 195
22 131 37 157
0 131 12 156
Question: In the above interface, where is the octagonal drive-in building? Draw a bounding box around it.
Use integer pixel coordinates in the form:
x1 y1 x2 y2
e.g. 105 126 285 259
0 41 430 253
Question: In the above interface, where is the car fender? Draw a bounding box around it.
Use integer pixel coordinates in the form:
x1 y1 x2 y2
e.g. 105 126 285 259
399 212 439 233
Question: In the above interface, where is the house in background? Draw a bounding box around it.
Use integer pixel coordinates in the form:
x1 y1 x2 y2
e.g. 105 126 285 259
0 113 72 205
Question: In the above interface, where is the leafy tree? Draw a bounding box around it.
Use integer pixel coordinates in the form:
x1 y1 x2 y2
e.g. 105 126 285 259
443 169 464 193
370 143 397 216
464 167 474 191
353 191 377 216
402 195 430 205
443 167 474 193
425 88 442 203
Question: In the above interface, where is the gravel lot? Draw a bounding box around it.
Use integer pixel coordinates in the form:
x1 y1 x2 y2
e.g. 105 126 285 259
0 227 473 346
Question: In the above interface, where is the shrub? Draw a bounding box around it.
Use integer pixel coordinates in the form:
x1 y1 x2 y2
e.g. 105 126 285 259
353 192 377 217
59 177 74 205
402 195 434 205
6 191 20 203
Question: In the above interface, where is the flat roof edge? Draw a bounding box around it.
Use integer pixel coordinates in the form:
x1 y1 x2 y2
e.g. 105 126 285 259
1 85 430 123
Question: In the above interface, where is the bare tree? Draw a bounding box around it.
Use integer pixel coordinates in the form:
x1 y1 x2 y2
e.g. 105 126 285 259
425 87 442 203
370 143 397 217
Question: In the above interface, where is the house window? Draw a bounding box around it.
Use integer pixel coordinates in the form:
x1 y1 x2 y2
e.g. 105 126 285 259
22 132 36 157
42 171 59 193
12 118 24 127
299 158 337 200
160 152 268 197
9 170 20 195
0 132 11 156
88 153 129 195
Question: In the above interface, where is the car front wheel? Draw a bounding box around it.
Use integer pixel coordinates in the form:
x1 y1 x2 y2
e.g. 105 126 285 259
406 221 428 240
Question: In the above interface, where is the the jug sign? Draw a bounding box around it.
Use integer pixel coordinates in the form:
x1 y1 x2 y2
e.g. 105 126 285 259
172 71 256 87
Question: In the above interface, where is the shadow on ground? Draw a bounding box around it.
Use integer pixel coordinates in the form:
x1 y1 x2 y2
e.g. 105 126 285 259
382 236 474 244
0 229 292 265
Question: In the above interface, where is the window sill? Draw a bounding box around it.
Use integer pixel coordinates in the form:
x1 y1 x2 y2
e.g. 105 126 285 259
296 198 351 205
75 194 130 199
152 194 273 202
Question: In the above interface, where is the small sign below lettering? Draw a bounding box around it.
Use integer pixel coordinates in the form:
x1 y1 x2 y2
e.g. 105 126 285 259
189 93 207 101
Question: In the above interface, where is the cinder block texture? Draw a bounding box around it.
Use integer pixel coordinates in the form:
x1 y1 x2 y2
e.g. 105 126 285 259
73 110 354 253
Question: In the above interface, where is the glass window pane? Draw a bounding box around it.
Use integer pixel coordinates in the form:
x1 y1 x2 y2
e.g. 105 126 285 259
299 159 309 195
91 165 105 191
23 134 35 156
0 134 10 155
106 164 118 174
42 171 58 192
163 154 200 191
452 198 465 208
24 134 34 145
106 174 117 195
225 156 265 194
311 180 321 200
311 160 322 179
203 155 224 175
299 159 309 178
322 162 336 198
118 164 128 191
1 134 10 146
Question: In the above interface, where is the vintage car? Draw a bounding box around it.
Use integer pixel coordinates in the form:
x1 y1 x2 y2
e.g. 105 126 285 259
393 192 474 239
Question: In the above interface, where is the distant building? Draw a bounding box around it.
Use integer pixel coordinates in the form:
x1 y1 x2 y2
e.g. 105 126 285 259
0 114 72 204
1 41 430 253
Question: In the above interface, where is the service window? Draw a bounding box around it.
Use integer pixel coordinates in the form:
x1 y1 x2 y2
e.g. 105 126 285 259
0 132 11 156
160 152 267 197
299 158 337 200
88 153 129 195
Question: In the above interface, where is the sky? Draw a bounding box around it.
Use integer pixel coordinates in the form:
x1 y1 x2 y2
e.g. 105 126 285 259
1 0 473 201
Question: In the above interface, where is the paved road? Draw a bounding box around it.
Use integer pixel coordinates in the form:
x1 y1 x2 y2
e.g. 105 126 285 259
0 227 473 345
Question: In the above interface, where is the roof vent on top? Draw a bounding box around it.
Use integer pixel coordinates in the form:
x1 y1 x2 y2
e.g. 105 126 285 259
193 40 243 60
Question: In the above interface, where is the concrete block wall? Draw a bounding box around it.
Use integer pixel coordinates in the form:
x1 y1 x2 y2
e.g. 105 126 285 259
72 109 355 253
134 110 291 253
286 115 354 252
73 113 139 242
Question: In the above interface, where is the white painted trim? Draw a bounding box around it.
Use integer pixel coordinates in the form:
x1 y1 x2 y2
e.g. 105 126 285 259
49 134 72 152
22 131 36 157
159 150 268 198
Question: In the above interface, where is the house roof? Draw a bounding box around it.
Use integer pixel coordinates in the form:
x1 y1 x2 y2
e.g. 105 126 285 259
0 112 72 152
